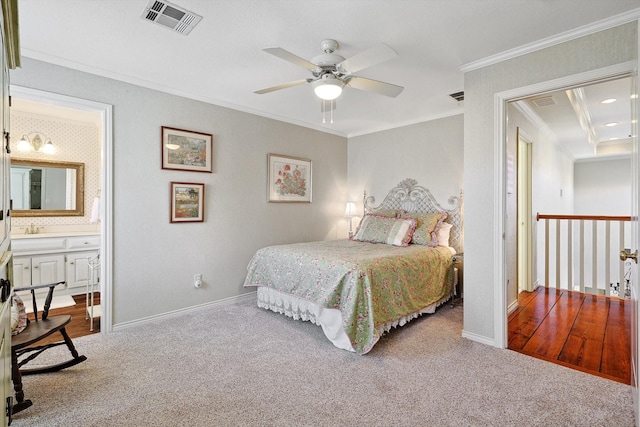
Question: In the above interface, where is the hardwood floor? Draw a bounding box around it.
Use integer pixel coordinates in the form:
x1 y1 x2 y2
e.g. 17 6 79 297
25 292 100 346
508 286 631 385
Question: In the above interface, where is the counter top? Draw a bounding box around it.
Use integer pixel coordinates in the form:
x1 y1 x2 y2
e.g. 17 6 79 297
12 231 100 239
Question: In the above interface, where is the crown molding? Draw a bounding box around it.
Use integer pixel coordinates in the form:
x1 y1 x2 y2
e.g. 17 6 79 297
461 8 640 73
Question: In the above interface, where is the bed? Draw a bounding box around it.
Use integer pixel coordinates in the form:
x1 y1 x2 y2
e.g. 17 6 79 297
243 178 463 354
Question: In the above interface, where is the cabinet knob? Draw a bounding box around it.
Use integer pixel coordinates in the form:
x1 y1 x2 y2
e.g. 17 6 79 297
33 265 38 269
24 266 28 269
70 261 74 265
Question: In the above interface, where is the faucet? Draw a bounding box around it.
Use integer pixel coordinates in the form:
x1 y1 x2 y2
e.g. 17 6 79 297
25 223 39 234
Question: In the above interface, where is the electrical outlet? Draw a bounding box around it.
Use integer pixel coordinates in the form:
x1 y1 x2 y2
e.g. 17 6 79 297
194 274 203 288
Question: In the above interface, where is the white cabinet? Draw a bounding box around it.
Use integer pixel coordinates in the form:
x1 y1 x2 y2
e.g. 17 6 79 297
11 234 99 296
66 251 96 290
12 254 65 289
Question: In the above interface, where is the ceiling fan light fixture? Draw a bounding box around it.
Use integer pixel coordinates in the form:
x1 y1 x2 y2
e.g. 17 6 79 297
313 75 344 100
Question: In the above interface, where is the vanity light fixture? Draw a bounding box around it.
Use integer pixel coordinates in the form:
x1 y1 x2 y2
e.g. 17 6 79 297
17 132 55 154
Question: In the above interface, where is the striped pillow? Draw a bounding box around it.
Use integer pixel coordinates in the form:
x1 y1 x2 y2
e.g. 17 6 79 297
352 214 417 247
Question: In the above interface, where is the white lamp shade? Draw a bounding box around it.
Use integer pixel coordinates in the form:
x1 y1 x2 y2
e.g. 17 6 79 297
344 201 357 217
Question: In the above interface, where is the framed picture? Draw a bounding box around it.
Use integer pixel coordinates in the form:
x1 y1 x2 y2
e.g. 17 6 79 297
268 153 312 203
162 126 213 173
170 182 205 223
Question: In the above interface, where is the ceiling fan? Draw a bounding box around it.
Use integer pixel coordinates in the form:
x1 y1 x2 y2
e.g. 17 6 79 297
254 39 404 113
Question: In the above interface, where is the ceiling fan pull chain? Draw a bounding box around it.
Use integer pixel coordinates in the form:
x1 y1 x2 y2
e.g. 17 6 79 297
330 100 334 124
322 100 326 123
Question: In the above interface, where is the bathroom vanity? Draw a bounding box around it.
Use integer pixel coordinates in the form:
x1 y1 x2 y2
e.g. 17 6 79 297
11 231 100 296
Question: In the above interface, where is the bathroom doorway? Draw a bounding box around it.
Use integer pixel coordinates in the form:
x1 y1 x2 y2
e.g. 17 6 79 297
9 85 113 333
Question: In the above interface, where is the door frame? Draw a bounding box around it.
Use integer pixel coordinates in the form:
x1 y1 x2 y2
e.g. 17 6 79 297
10 85 114 332
493 60 637 349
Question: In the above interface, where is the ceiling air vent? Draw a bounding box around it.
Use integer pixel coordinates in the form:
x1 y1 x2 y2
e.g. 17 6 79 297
531 96 555 107
449 91 464 102
141 0 202 35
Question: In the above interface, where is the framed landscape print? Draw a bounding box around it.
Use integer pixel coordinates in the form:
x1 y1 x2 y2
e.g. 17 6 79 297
170 182 205 223
162 126 213 173
268 153 312 203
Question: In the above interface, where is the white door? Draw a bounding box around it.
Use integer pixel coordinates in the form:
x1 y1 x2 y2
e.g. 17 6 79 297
626 72 640 420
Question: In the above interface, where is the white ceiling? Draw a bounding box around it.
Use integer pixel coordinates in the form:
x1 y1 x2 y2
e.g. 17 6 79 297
520 76 633 160
14 0 640 142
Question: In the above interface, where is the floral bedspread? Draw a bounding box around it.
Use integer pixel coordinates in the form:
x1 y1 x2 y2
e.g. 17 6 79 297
243 239 453 354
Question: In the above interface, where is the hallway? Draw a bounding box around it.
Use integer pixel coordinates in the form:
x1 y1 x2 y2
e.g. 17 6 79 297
508 286 631 384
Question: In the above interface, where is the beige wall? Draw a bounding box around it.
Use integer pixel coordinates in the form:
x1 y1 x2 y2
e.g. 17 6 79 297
347 114 464 212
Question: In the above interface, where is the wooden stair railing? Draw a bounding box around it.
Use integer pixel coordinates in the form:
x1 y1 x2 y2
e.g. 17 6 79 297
536 213 631 296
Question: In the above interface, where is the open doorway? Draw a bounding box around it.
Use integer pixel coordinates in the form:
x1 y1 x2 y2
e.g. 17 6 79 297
505 75 634 384
9 85 113 336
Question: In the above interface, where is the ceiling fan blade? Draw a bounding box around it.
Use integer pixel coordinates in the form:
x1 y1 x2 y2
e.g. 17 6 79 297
254 79 310 94
263 47 318 72
338 43 398 74
347 76 404 98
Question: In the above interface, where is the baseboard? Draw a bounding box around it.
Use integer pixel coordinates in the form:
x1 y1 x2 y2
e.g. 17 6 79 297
112 291 257 332
507 299 519 315
461 329 495 347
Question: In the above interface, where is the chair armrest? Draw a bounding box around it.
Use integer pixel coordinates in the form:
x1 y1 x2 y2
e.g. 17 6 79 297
13 281 66 321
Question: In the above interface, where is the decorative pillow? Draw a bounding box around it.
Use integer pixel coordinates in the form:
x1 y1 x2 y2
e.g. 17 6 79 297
352 214 417 247
400 212 447 246
436 222 453 247
11 293 28 336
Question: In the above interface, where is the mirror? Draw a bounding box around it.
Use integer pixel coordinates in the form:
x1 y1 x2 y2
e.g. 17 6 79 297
10 159 84 217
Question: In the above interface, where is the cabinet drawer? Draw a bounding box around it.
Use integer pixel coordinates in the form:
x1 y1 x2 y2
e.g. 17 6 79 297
66 235 100 250
11 237 67 253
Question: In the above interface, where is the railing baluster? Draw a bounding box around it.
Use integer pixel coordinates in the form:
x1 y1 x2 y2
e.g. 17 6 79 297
555 219 561 288
620 221 625 296
544 219 550 288
567 219 572 291
592 220 597 294
605 221 611 296
580 220 585 293
536 213 631 298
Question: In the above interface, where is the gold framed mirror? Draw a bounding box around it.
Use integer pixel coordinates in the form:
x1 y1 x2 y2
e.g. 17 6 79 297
10 158 85 217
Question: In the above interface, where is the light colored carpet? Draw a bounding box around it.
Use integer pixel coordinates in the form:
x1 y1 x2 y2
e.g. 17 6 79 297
11 296 634 427
23 294 76 314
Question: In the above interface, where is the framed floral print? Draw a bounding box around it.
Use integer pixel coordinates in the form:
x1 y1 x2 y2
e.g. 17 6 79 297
170 182 205 223
162 126 213 173
268 153 312 203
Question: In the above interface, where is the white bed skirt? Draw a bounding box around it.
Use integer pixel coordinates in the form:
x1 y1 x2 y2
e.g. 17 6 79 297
256 287 449 352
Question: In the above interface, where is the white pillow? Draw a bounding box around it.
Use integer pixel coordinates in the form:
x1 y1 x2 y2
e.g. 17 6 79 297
436 222 453 247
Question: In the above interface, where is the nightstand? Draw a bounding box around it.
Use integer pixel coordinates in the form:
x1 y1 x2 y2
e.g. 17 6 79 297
451 252 463 307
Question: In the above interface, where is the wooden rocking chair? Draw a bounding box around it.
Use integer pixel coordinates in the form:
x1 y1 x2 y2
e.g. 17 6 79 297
10 281 87 414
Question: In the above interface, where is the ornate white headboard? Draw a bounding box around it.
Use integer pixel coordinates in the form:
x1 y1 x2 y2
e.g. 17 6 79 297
363 178 463 253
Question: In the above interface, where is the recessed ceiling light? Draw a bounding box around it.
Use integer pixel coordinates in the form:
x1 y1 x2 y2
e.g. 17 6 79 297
632 94 639 99
609 137 619 141
601 98 616 104
604 122 619 127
